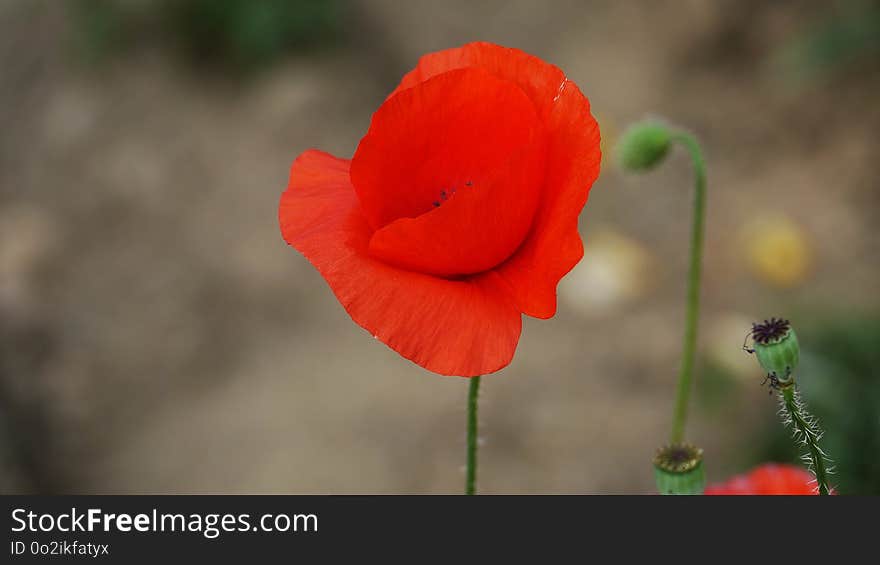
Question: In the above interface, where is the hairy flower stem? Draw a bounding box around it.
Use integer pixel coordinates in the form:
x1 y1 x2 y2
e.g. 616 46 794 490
780 386 831 495
465 376 481 495
669 132 707 444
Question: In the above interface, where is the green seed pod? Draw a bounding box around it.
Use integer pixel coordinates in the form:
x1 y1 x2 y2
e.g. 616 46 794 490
653 443 705 495
748 318 799 385
617 121 672 172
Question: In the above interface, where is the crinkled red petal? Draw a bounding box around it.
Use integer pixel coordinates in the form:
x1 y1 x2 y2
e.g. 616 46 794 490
279 150 522 376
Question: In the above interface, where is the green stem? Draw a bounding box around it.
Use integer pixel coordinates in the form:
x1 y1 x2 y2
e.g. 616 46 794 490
782 386 831 495
465 376 481 495
669 132 708 444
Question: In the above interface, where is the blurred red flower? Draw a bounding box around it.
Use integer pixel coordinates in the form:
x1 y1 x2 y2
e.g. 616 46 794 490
705 464 819 495
279 42 601 376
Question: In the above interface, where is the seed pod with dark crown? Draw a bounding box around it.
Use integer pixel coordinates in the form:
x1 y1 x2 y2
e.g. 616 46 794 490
743 317 832 494
653 443 705 495
745 317 799 386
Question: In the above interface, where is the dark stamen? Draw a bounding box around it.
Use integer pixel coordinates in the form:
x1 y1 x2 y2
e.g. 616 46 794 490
653 443 703 473
750 317 791 344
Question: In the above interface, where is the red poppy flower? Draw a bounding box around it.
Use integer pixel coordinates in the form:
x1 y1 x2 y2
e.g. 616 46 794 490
705 464 819 495
279 42 601 376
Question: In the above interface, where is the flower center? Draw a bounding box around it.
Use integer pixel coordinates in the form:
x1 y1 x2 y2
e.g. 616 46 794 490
653 443 703 473
750 317 791 344
432 181 473 208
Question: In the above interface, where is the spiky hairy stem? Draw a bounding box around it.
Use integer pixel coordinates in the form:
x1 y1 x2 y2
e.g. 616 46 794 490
779 386 832 495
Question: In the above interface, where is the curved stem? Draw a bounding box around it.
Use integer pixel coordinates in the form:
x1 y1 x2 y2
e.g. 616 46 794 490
670 132 708 444
465 376 481 495
782 387 831 495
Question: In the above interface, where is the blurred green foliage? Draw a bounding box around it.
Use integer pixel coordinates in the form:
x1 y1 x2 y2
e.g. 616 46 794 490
773 1 880 83
70 0 344 71
69 0 130 63
165 0 343 69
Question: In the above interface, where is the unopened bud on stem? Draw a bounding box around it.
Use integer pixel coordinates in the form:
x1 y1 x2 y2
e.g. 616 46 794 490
617 121 672 172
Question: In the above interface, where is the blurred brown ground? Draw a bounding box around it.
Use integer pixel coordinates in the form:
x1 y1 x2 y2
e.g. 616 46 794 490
0 0 877 493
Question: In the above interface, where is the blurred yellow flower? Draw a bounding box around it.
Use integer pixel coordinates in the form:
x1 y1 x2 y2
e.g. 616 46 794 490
741 214 813 288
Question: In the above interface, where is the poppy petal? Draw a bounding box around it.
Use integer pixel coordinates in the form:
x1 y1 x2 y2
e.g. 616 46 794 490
279 149 522 376
389 42 601 318
351 67 542 231
495 79 601 318
368 132 546 277
390 42 566 120
749 464 818 495
704 463 819 495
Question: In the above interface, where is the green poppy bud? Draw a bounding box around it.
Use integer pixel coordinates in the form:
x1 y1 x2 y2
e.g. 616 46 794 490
745 318 799 387
653 443 705 495
617 121 672 172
